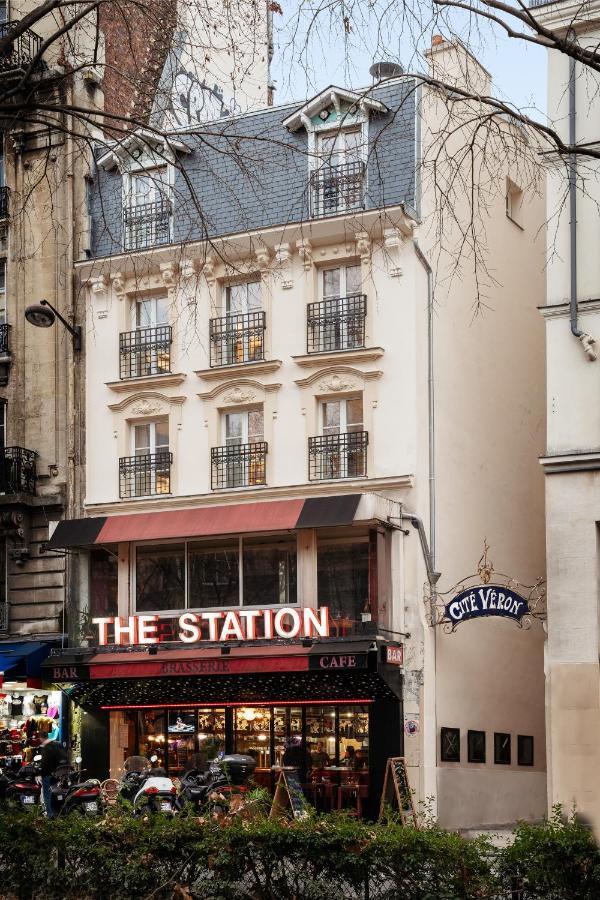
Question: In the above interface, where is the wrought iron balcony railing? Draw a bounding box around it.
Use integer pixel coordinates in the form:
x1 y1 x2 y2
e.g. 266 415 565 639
0 323 10 355
119 451 172 498
307 294 367 353
310 160 366 218
0 447 37 494
123 197 172 251
211 441 268 490
0 22 43 73
308 431 368 481
119 325 172 379
0 186 9 220
209 311 266 367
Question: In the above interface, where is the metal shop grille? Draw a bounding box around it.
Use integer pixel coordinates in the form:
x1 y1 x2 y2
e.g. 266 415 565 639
310 160 365 218
209 311 266 367
308 431 368 481
119 325 172 379
0 324 10 355
0 186 10 220
119 451 172 498
307 294 366 353
123 198 172 251
211 441 268 490
0 447 37 494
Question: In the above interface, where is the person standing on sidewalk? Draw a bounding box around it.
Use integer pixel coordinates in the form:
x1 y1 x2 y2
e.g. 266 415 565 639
40 737 65 819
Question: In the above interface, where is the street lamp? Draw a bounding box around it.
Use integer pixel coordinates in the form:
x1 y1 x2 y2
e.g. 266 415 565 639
25 299 82 351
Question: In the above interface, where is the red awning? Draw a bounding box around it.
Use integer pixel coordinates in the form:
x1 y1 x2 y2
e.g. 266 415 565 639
47 495 362 548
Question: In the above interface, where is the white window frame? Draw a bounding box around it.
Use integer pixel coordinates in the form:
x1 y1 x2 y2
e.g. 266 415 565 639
222 407 264 446
224 279 262 316
131 419 169 456
320 396 363 436
122 152 174 251
131 295 169 330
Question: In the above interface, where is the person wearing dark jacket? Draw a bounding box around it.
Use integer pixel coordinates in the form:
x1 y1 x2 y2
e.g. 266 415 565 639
40 738 65 819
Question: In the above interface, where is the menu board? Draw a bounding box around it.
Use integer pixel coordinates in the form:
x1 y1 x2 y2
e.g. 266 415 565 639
378 757 418 826
269 769 308 820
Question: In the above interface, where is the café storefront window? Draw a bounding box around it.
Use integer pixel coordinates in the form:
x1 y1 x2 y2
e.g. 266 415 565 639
124 703 371 806
128 707 226 774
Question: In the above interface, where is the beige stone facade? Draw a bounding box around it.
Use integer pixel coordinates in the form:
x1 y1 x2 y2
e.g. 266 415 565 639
74 43 548 827
534 0 600 831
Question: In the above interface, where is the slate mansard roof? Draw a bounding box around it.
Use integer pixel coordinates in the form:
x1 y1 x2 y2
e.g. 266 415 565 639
90 79 418 258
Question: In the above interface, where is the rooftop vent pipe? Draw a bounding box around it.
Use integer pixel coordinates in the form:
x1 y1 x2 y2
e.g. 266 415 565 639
369 61 404 81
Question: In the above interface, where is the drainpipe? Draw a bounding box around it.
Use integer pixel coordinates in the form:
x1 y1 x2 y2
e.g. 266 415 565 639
568 38 597 361
413 239 438 575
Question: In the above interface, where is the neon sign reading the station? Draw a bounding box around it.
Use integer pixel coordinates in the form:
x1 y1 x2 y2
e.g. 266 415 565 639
92 607 330 647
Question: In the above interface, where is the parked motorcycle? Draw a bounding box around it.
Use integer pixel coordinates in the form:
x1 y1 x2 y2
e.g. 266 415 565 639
50 758 103 817
177 753 256 815
119 755 178 816
4 755 42 810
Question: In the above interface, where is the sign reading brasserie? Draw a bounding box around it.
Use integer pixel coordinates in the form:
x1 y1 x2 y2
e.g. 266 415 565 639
444 585 527 626
92 607 330 646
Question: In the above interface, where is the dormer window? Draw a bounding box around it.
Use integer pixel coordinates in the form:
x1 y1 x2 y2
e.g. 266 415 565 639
283 87 385 220
124 167 172 251
96 129 190 252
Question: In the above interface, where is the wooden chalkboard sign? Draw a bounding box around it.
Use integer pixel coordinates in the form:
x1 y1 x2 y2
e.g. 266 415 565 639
269 769 309 821
378 757 418 826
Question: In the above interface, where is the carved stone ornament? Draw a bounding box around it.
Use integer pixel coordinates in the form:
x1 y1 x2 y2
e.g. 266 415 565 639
296 239 312 271
383 227 403 278
203 255 216 284
355 232 371 262
160 262 178 287
222 387 256 404
275 242 293 290
112 273 126 297
318 374 357 393
130 398 167 416
90 275 108 295
255 246 271 271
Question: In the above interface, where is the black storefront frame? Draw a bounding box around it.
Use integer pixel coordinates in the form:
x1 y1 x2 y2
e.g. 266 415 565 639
128 700 369 773
115 697 402 819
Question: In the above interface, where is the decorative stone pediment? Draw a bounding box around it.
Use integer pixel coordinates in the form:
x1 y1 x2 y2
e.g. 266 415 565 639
108 391 186 414
295 366 382 392
198 378 281 404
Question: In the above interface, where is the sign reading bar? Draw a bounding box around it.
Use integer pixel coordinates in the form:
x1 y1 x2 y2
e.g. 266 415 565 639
385 645 404 666
92 607 330 647
444 585 528 627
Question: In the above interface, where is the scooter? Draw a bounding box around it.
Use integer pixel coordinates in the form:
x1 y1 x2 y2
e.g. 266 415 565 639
50 758 103 817
4 755 42 810
119 755 178 816
132 755 178 816
177 754 256 815
118 755 151 806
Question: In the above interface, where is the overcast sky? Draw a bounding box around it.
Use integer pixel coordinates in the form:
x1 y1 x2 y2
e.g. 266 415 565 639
271 5 547 120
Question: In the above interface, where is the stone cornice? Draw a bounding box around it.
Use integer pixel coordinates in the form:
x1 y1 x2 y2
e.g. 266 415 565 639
84 474 415 515
195 360 282 381
292 347 385 368
106 373 187 393
540 450 600 473
538 298 600 319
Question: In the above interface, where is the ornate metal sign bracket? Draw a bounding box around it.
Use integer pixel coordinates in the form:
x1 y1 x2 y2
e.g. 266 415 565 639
425 539 546 633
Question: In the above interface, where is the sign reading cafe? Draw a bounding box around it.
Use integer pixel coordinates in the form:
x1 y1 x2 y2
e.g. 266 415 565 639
444 585 527 626
92 607 330 647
